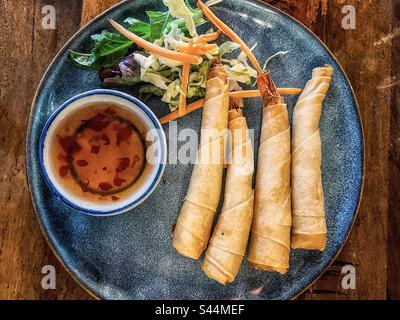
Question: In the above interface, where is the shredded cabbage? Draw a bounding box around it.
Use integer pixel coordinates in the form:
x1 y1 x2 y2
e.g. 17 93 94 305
133 53 159 70
139 84 164 97
162 0 198 37
162 79 181 107
263 50 290 70
224 58 257 85
73 0 261 111
140 68 171 90
187 60 209 97
206 0 223 6
219 41 240 56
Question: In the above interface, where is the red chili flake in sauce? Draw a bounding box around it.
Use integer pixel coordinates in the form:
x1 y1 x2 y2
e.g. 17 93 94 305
104 107 116 115
57 153 68 162
116 157 130 172
76 159 89 167
80 184 90 193
113 177 127 187
101 134 110 145
171 223 176 233
59 165 69 177
112 123 122 131
90 145 100 154
131 154 141 168
111 196 120 201
98 182 113 191
84 113 111 132
59 136 81 153
115 125 132 145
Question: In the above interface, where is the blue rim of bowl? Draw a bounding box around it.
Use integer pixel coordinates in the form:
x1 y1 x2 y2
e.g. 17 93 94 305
38 89 167 216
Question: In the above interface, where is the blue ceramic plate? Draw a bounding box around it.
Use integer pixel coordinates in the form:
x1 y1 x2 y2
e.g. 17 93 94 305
26 0 364 299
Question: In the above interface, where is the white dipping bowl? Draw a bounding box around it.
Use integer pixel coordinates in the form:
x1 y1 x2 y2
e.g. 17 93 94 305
39 89 167 216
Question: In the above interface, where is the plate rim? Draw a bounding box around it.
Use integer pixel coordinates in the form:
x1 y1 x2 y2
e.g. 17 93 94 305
25 0 365 300
252 0 365 299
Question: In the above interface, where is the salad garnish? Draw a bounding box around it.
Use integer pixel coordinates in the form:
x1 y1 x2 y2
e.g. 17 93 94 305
70 0 300 121
197 0 263 74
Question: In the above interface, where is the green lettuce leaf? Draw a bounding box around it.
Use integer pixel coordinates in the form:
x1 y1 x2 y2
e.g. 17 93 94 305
70 5 205 71
144 11 173 42
70 30 133 70
124 17 151 39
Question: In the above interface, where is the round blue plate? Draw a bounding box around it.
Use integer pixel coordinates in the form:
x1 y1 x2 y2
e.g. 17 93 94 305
26 0 364 300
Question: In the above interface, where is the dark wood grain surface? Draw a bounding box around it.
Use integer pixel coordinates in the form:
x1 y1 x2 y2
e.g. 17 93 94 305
0 0 398 300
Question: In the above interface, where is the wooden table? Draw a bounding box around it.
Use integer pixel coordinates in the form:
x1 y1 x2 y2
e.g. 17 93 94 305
0 0 398 300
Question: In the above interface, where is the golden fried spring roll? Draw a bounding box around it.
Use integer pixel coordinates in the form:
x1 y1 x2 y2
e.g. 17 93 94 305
291 65 333 251
173 63 230 260
202 99 254 284
248 72 291 274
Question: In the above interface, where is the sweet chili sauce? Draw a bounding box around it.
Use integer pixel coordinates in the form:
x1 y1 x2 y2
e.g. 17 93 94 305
51 103 146 202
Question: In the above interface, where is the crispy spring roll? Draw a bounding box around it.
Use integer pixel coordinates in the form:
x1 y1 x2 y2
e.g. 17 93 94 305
247 72 291 274
202 99 254 284
291 65 333 251
173 63 230 260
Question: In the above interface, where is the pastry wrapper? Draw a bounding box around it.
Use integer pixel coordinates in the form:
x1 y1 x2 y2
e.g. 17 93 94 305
202 103 254 284
291 65 333 251
248 72 292 274
173 64 230 260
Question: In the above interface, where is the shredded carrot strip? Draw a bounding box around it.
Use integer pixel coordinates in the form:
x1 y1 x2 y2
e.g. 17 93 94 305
193 30 221 44
228 90 260 99
197 1 263 74
160 99 205 124
160 88 301 124
177 43 218 55
199 44 218 51
277 87 302 95
177 43 217 51
179 61 191 117
230 88 302 98
109 19 201 64
177 47 205 55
